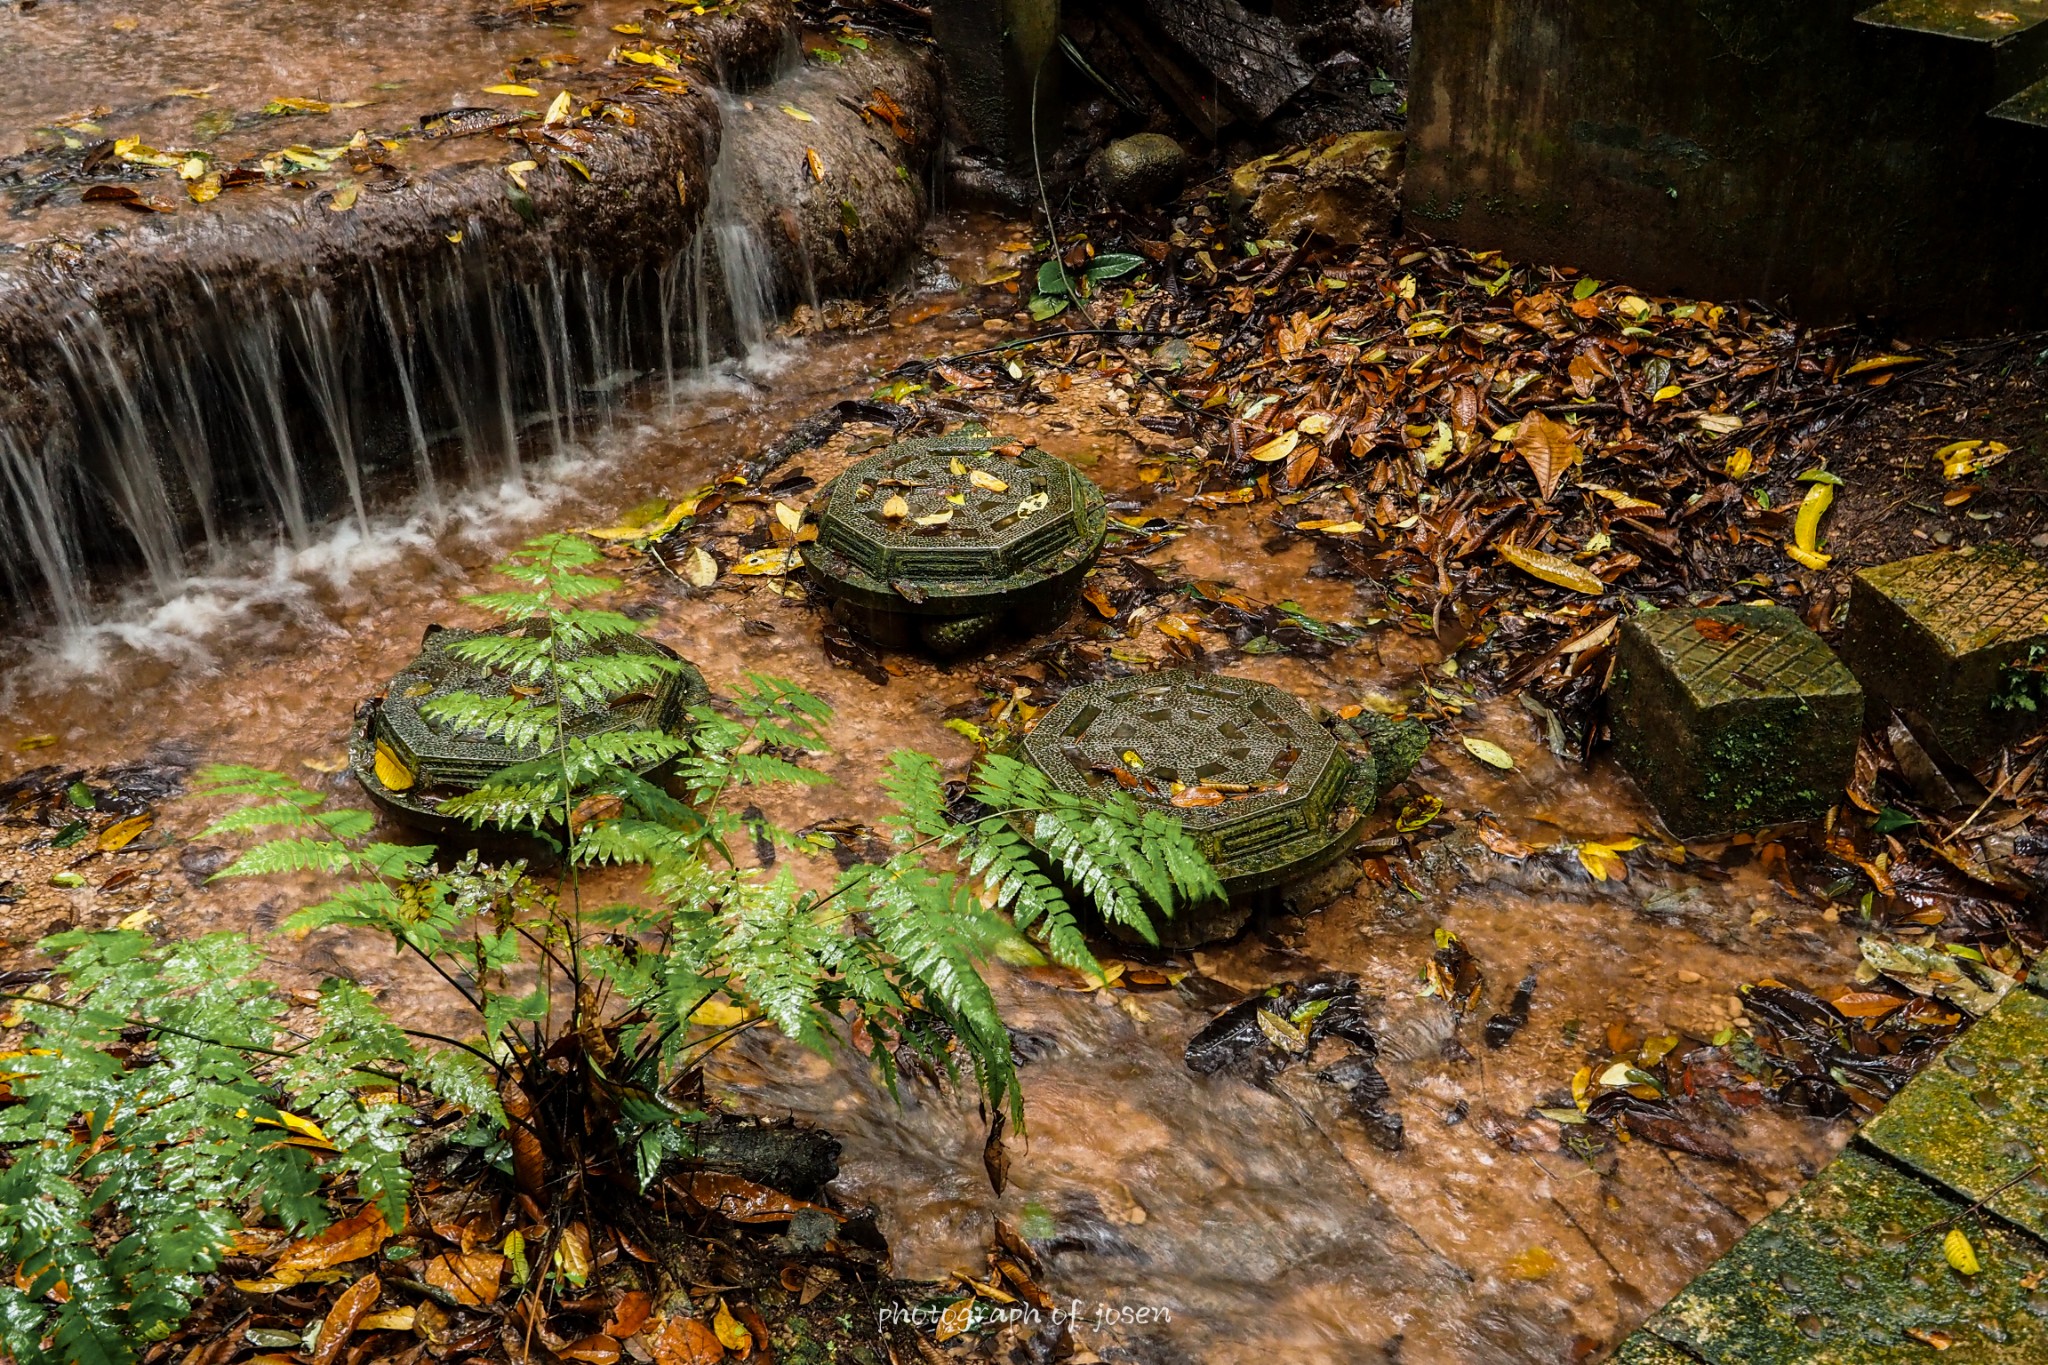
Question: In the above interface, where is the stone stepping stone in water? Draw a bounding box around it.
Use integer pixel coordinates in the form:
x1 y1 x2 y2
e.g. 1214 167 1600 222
1640 1147 2048 1361
1837 544 2048 768
1861 985 2048 1244
1609 603 1862 839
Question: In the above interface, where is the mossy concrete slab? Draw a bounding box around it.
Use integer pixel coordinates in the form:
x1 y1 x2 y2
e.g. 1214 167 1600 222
1837 545 2048 767
1861 988 2048 1242
1610 604 1863 838
1646 1148 2048 1363
1610 1331 1701 1364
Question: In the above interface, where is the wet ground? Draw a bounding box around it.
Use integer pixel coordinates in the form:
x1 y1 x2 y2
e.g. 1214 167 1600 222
0 0 726 244
0 215 1871 1363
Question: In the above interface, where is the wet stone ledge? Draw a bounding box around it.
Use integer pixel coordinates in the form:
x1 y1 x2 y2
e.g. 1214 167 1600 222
1609 604 1863 839
1837 545 2048 768
0 0 938 626
1619 969 2048 1362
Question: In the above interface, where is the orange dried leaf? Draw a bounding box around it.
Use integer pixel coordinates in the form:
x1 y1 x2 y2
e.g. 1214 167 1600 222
1513 411 1581 500
681 1171 839 1224
312 1272 380 1365
423 1251 505 1306
653 1314 725 1365
274 1208 390 1274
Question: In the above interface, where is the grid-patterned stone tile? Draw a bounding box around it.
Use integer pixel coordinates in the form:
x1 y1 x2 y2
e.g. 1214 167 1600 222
1647 1148 2048 1363
1861 987 2048 1242
1610 604 1862 838
1838 545 2048 767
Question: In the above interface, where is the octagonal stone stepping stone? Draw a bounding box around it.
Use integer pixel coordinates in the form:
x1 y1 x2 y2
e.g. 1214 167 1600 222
1610 604 1863 839
1861 987 2048 1243
1836 544 2048 768
1640 1148 2048 1362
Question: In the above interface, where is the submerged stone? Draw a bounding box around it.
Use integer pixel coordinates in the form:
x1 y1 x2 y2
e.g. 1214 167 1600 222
1641 1148 2048 1362
802 434 1107 655
1836 544 2048 768
1609 604 1862 838
1862 987 2048 1243
351 624 706 837
1016 670 1426 947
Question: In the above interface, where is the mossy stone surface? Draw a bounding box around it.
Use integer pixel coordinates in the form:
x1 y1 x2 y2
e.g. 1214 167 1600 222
1015 671 1425 947
1647 1148 2048 1362
1861 987 2048 1242
1609 1333 1699 1365
1836 544 2048 767
1609 604 1862 838
803 434 1106 654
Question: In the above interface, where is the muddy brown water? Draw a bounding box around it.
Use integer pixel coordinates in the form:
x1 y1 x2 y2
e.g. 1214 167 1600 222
0 215 1864 1363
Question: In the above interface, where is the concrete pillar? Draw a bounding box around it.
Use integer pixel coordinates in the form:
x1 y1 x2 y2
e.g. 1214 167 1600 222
930 0 1061 171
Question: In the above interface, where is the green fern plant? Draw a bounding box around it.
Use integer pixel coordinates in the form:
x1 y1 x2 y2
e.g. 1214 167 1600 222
0 531 1220 1363
211 533 1215 1252
0 933 434 1364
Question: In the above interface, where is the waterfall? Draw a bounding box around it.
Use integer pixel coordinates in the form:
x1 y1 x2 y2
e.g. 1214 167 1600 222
0 197 761 627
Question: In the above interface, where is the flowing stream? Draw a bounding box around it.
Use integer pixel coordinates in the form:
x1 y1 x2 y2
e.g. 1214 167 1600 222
0 211 1870 1363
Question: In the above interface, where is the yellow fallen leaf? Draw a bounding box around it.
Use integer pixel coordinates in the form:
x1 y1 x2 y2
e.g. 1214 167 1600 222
1461 736 1515 770
505 160 537 189
545 90 573 125
1842 353 1920 378
96 814 154 851
1296 520 1365 534
1498 542 1605 595
328 180 358 212
115 908 157 932
805 146 824 181
713 1299 752 1352
690 998 749 1028
358 1308 415 1332
774 501 804 533
1944 1227 1980 1275
1297 412 1334 435
1938 439 2009 480
731 548 797 575
1505 1246 1556 1280
779 103 814 122
1652 384 1683 402
1790 481 1833 569
373 740 414 792
684 546 718 588
880 494 909 519
485 83 540 97
187 172 222 203
968 469 1009 492
258 1110 331 1144
1725 446 1753 479
914 510 954 527
1250 429 1300 462
1577 838 1642 881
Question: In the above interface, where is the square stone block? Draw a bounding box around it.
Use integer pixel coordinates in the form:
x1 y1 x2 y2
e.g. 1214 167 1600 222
1647 1148 2048 1363
1861 988 2048 1242
1610 604 1863 839
1837 544 2048 768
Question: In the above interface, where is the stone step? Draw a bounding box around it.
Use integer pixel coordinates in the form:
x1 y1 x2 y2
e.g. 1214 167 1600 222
1857 0 2048 103
1642 1147 2048 1361
1860 986 2048 1242
1992 72 2048 126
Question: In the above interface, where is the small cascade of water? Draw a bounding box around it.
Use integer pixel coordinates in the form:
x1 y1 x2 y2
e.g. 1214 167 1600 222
0 184 783 628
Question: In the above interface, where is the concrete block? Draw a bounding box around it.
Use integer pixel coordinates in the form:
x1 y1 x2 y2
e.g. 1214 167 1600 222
1648 1148 2048 1362
1837 544 2048 768
1861 987 2048 1242
1610 604 1862 838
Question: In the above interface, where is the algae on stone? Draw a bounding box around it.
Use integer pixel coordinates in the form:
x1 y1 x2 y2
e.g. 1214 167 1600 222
1862 987 2048 1243
1837 544 2048 767
1609 604 1861 838
1647 1148 2048 1362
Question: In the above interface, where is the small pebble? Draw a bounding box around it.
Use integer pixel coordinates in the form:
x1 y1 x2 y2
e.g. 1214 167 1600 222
1677 969 1702 984
2031 532 2048 548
